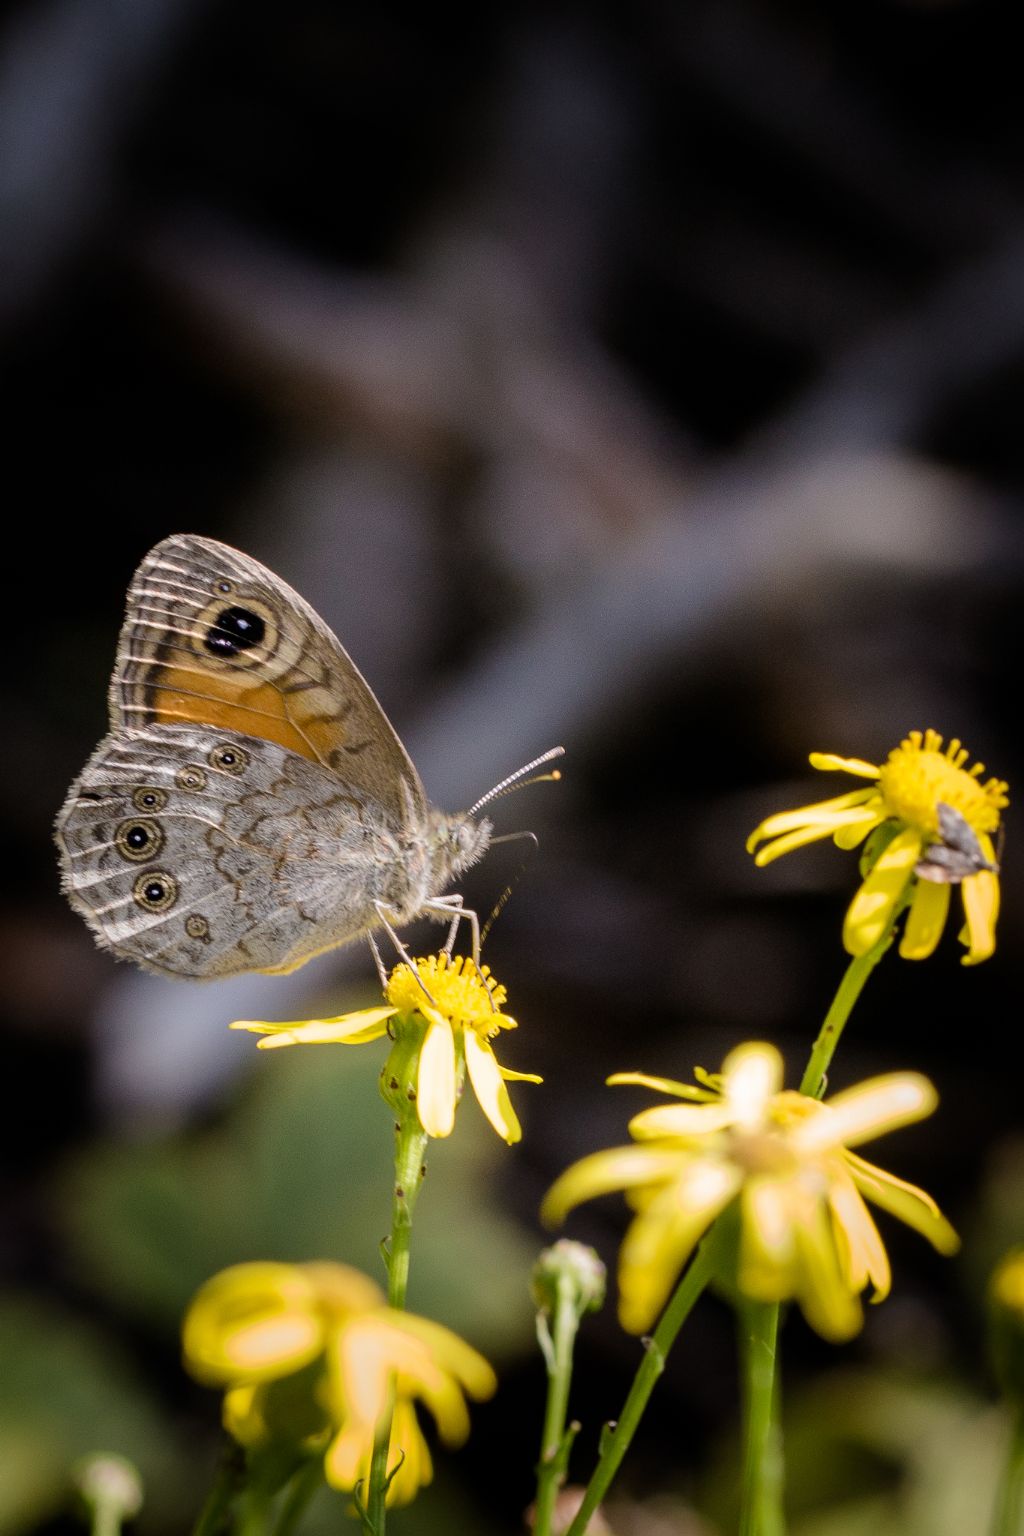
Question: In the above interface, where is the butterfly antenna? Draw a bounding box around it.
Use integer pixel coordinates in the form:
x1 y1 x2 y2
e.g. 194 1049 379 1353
469 747 565 816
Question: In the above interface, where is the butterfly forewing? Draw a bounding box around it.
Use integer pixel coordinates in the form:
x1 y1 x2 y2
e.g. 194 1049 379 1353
110 535 426 824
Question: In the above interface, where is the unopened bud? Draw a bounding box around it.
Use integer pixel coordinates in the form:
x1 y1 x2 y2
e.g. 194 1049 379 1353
532 1240 606 1320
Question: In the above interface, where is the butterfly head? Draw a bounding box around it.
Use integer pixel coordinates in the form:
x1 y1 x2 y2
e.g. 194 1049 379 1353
432 811 493 885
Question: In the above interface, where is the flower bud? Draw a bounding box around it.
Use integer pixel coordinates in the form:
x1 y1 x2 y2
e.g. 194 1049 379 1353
532 1240 606 1321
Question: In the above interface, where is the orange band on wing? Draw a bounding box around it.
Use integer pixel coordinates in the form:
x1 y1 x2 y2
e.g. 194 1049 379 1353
151 667 345 765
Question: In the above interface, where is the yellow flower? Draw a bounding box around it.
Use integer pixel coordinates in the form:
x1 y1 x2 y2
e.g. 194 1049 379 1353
182 1260 496 1507
542 1043 958 1341
747 730 1007 964
232 953 541 1144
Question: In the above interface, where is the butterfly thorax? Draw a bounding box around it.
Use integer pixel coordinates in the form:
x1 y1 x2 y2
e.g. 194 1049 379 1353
381 809 492 925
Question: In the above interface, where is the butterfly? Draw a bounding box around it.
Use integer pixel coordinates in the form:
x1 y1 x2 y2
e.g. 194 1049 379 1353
55 534 550 981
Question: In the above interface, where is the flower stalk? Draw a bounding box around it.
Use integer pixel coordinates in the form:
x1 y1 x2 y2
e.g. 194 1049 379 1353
563 1240 717 1536
798 930 895 1099
532 1243 606 1536
738 1302 784 1536
366 1113 429 1531
740 917 900 1535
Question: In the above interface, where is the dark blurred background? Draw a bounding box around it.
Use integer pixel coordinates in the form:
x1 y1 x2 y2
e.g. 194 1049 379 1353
2 2 1023 1532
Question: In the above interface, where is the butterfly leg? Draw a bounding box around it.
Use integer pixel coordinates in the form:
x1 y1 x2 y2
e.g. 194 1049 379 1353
437 894 465 957
420 897 498 1012
372 901 440 1007
367 930 389 990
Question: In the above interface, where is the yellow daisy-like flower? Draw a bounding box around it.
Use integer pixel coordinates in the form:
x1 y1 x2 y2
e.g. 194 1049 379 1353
232 953 541 1144
747 730 1007 964
542 1042 959 1341
182 1260 496 1507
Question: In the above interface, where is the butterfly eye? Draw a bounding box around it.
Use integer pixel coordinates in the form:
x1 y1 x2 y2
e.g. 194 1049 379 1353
133 786 168 812
132 871 177 912
209 744 249 774
204 606 267 658
176 765 207 792
115 818 165 862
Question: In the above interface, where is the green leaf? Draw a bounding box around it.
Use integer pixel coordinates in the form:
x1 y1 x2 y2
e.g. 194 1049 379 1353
0 1294 185 1536
60 1048 537 1358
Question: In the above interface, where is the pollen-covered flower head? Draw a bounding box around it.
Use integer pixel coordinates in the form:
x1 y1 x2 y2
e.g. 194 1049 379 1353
542 1043 958 1340
747 730 1007 964
182 1260 496 1507
232 951 541 1144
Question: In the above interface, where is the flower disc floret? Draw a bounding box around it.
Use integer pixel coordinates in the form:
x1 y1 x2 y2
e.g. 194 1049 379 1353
231 951 540 1144
747 729 1007 965
386 953 508 1031
542 1042 958 1340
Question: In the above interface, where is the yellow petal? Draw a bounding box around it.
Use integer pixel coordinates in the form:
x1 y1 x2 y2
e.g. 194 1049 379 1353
541 1145 688 1227
386 1398 433 1505
182 1263 323 1385
833 813 884 850
333 1320 409 1429
844 1151 959 1254
751 818 863 867
899 877 950 960
722 1042 783 1129
827 1171 891 1300
417 1012 456 1138
324 1419 372 1491
960 867 999 965
230 1007 396 1047
792 1072 937 1153
808 753 881 778
618 1165 738 1333
628 1101 736 1140
300 1262 384 1315
842 827 921 954
222 1384 267 1446
382 1312 497 1402
738 1180 798 1301
746 788 878 852
465 1030 521 1144
608 1071 717 1102
402 1367 470 1447
499 1066 544 1083
792 1203 864 1342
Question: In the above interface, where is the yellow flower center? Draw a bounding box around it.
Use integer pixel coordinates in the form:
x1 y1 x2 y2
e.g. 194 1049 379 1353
386 954 510 1039
876 729 1008 839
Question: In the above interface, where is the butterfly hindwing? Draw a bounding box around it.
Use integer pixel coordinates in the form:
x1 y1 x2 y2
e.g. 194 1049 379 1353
56 723 410 979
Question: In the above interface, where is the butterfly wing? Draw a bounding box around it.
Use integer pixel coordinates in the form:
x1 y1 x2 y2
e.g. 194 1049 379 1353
56 723 419 979
109 534 426 825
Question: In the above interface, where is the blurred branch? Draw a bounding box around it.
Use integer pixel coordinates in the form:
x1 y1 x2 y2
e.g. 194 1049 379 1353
0 0 210 328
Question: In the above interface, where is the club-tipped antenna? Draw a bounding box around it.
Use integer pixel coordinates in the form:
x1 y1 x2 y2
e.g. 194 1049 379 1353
469 747 565 817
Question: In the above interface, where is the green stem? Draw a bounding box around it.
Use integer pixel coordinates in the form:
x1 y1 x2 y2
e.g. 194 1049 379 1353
533 1273 584 1536
90 1505 122 1536
736 926 895 1536
564 1240 717 1536
270 1461 323 1536
992 1408 1024 1536
799 929 895 1099
739 1302 784 1536
192 1443 247 1536
366 1117 429 1533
